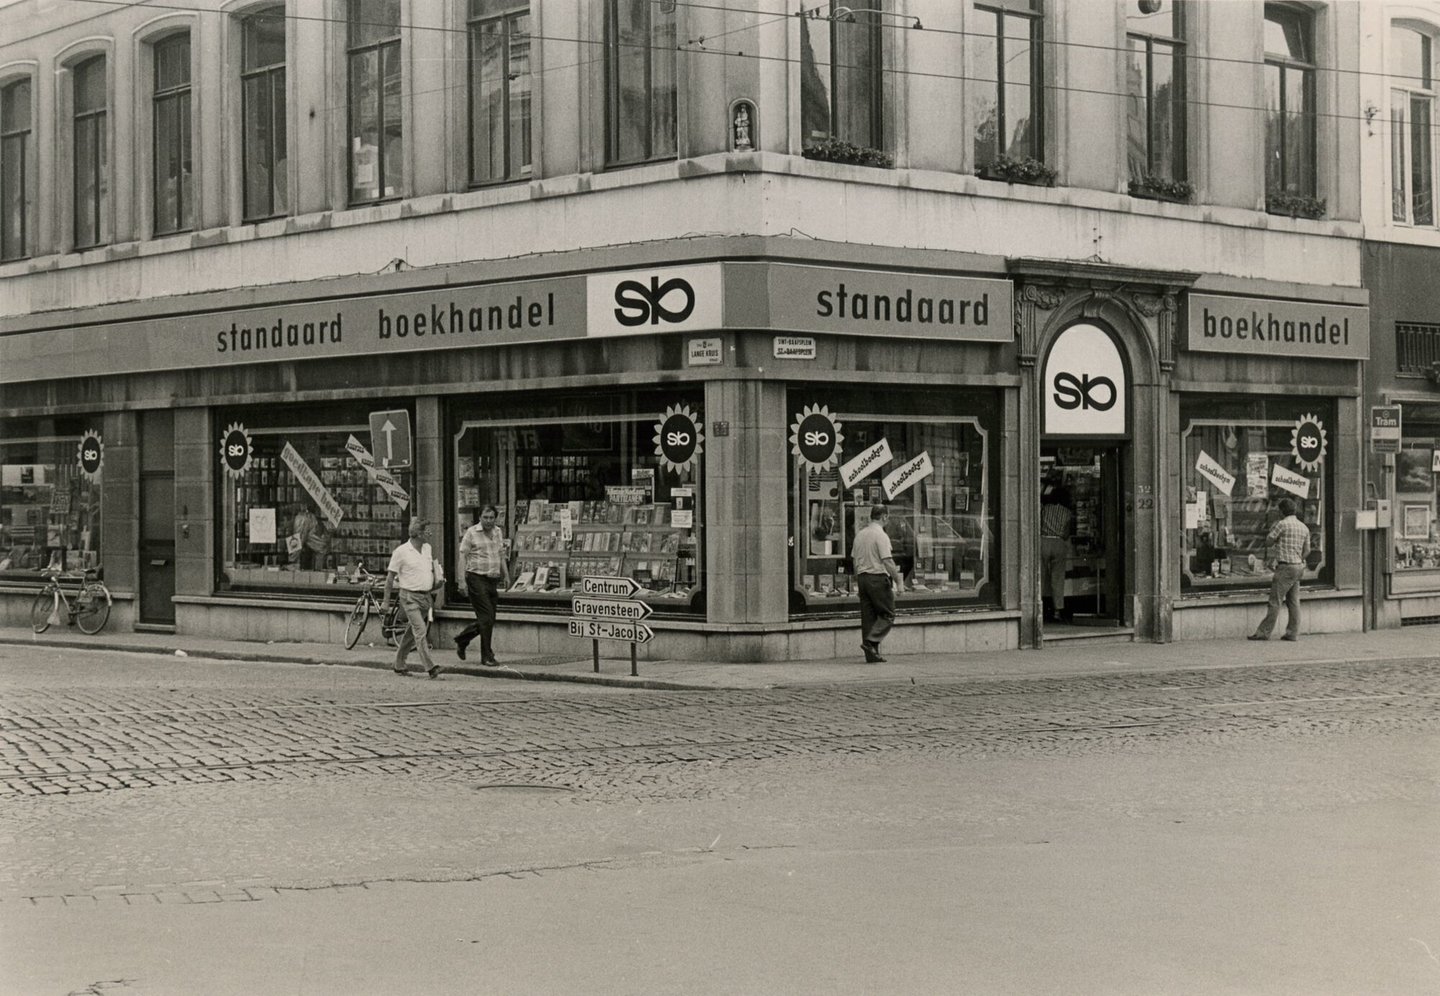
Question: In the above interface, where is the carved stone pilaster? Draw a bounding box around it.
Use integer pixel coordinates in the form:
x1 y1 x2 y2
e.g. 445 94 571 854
1015 283 1064 369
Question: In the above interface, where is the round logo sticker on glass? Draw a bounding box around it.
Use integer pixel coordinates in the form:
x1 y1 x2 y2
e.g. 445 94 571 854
220 422 254 478
77 430 104 480
1291 414 1327 472
790 404 845 470
653 404 704 473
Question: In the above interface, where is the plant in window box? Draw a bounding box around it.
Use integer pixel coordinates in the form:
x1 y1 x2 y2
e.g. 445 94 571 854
1128 172 1194 203
1265 190 1326 220
801 138 894 169
975 155 1058 187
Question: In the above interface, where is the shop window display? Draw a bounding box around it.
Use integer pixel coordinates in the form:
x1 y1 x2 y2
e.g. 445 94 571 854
0 419 103 577
1179 396 1332 592
219 405 414 592
788 388 1000 611
1392 403 1440 571
450 390 703 612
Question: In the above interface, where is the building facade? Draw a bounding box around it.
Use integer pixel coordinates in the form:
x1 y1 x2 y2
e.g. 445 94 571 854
1 1 1374 661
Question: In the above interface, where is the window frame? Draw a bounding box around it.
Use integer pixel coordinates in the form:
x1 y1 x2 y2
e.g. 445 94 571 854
240 4 289 222
466 0 532 187
1125 1 1187 185
151 33 194 236
1263 2 1318 200
0 76 32 261
71 55 108 250
972 0 1046 167
346 0 403 205
1389 22 1437 227
799 2 887 151
603 0 678 168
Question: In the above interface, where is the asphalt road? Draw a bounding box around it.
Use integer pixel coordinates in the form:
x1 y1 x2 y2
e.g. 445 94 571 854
1 644 1437 995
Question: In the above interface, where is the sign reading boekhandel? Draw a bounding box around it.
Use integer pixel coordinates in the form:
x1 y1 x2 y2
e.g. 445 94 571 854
1186 294 1369 360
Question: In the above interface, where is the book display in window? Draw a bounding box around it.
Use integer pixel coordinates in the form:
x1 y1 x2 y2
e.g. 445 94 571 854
506 500 694 598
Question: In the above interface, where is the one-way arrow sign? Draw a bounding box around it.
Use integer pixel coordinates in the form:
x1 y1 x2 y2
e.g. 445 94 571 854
368 409 412 469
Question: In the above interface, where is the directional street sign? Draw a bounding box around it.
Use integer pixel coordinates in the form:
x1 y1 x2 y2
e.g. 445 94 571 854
568 619 655 644
572 595 654 621
578 576 643 598
368 409 412 469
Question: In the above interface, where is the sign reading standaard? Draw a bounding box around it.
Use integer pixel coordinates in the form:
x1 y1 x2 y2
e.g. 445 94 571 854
1186 293 1370 360
767 264 1012 342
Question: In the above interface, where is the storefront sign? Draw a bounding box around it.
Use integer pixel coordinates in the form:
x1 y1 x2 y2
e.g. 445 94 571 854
840 438 893 488
220 423 254 478
344 435 411 511
687 337 724 365
1186 293 1370 360
1371 406 1402 453
1195 449 1236 496
1291 414 1327 472
767 264 1012 342
653 404 704 474
773 335 816 359
1042 323 1127 436
882 451 934 500
1271 464 1311 499
790 405 844 470
76 430 103 480
587 264 723 337
281 442 344 528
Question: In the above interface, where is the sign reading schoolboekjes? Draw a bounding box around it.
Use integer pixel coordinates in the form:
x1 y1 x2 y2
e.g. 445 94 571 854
1186 293 1370 360
0 262 1017 384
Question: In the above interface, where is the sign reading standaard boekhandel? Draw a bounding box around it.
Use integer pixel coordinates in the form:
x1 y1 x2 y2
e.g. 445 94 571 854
1186 293 1369 360
1 262 1013 384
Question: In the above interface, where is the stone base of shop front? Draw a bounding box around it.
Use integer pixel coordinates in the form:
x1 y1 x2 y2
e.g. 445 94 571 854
1172 589 1364 641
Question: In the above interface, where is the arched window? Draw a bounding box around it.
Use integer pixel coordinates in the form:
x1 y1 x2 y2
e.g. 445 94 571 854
1390 23 1437 226
72 56 108 249
0 76 32 260
152 33 193 235
1263 3 1317 204
241 4 288 220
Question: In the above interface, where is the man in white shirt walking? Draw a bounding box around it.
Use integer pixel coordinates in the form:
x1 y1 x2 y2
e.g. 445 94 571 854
455 504 511 666
850 503 904 663
381 517 445 679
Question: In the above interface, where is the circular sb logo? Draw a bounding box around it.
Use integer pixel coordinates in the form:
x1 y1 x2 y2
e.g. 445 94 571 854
77 430 104 479
789 405 845 470
220 422 254 478
653 404 704 473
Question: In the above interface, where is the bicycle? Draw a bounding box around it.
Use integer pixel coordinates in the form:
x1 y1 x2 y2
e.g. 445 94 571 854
342 566 409 650
31 567 112 635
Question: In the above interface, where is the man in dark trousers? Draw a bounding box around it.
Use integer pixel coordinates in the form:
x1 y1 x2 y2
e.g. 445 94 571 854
1249 497 1311 642
455 505 511 666
850 503 904 663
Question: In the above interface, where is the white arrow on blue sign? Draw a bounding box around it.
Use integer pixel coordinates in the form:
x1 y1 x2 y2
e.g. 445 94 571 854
368 409 412 469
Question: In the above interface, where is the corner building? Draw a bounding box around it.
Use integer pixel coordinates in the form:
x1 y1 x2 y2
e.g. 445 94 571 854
0 2 1372 660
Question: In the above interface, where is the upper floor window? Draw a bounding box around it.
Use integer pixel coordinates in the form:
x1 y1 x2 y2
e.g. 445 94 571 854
153 34 193 235
72 56 109 249
0 78 32 261
800 3 886 153
347 0 402 204
972 0 1045 169
1263 4 1316 202
241 5 288 220
604 0 676 167
1390 24 1436 227
468 0 531 185
1126 0 1186 188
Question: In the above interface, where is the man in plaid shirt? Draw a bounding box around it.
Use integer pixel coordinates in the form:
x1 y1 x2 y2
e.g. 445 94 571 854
1249 497 1311 642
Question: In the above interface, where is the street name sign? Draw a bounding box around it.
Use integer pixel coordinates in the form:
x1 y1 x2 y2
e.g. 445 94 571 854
572 595 654 621
578 576 643 598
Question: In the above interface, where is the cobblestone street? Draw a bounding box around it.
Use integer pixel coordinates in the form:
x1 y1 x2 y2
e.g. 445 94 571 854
2 642 1437 994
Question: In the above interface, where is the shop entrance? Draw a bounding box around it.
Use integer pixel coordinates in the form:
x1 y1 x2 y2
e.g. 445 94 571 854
1039 444 1125 628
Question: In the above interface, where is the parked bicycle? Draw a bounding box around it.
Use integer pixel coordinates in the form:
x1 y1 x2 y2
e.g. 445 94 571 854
31 567 112 635
342 565 409 650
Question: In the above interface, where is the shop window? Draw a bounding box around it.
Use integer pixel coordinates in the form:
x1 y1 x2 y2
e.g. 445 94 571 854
787 387 1001 613
449 390 704 613
972 0 1045 169
72 55 109 249
0 419 104 578
347 0 402 204
217 404 414 593
604 0 676 167
240 4 288 221
1263 3 1317 204
1390 23 1437 227
799 2 886 153
1179 396 1333 593
1392 403 1440 571
1 76 32 261
1125 0 1186 191
468 0 531 186
152 33 194 236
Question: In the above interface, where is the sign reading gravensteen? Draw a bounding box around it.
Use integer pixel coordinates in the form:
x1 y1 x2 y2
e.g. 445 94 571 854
1186 293 1369 360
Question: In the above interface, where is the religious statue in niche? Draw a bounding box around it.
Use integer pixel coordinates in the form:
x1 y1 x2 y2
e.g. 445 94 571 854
732 102 754 152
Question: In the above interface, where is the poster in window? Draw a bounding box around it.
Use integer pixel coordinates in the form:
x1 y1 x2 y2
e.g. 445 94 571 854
1396 449 1434 493
1402 504 1431 540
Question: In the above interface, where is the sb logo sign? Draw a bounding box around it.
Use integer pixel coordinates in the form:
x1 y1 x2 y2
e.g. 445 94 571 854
1291 414 1327 472
614 276 696 327
789 404 845 471
220 422 254 478
653 404 704 473
77 430 104 479
1051 372 1118 412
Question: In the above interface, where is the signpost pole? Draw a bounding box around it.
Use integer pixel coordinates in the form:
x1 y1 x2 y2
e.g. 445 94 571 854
630 642 638 677
593 639 600 674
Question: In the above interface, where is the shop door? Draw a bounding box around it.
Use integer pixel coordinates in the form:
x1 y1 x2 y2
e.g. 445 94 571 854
1040 444 1124 626
139 410 176 626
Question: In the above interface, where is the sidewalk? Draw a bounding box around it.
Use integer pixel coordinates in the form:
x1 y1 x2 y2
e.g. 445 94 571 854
4 621 1438 690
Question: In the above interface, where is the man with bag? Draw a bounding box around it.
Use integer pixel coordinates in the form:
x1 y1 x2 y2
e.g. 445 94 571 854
381 517 445 678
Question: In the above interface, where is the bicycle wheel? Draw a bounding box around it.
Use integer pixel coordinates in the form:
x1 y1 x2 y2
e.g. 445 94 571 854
343 597 371 649
30 589 57 634
74 583 111 634
383 603 406 647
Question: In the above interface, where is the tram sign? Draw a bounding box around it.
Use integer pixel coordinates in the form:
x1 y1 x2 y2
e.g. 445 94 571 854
572 595 654 621
578 576 643 598
568 619 655 644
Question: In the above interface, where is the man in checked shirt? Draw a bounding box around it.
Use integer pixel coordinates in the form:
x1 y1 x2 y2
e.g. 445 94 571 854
455 505 511 666
1249 497 1311 642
